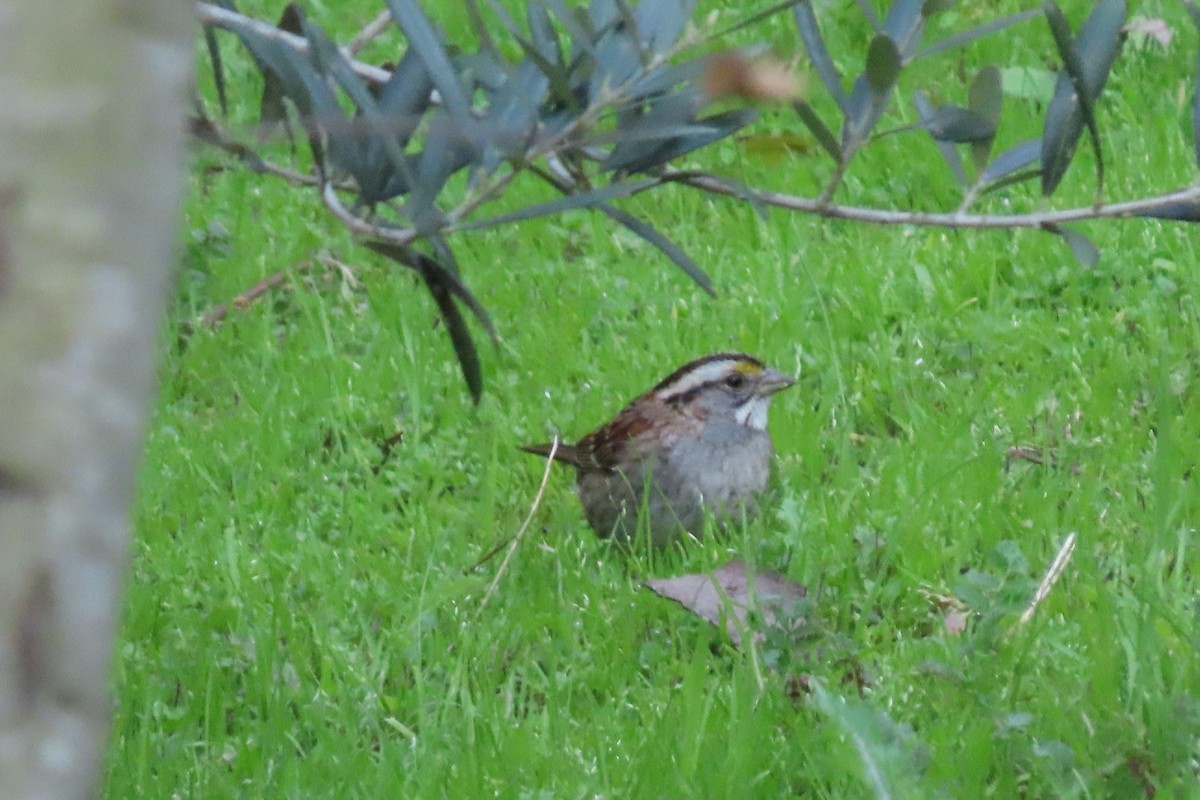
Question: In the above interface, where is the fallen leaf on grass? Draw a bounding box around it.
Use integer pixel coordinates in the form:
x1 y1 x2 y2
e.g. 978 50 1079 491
1004 445 1081 474
943 610 968 635
645 559 807 646
1125 17 1172 50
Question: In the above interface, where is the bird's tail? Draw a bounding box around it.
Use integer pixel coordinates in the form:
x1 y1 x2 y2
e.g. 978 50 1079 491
519 441 585 468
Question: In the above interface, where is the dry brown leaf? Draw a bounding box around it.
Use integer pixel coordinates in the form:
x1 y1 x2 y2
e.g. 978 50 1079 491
943 610 968 636
645 559 807 646
1125 17 1173 49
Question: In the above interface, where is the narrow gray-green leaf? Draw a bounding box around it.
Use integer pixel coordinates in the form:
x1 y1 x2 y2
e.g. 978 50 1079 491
794 2 848 112
588 21 640 101
793 99 842 161
597 205 714 295
385 0 474 131
625 59 707 103
1042 223 1099 267
426 272 483 403
1040 0 1123 196
884 0 927 58
365 241 495 341
365 245 488 402
601 89 703 172
978 165 1041 195
635 0 695 55
1075 0 1126 96
865 33 903 92
1184 2 1200 167
590 0 618 29
916 9 1038 60
305 21 413 198
203 27 229 116
453 178 659 231
980 138 1040 183
526 0 562 63
603 106 756 175
407 111 474 230
1133 201 1200 222
922 105 996 142
234 21 348 171
375 47 433 132
485 59 549 162
841 35 901 151
543 0 594 53
842 76 888 151
914 91 967 186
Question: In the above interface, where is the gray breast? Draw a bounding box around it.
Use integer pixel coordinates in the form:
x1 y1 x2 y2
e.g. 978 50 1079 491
575 423 774 545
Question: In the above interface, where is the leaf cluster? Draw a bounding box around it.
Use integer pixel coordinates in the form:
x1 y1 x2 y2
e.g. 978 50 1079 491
197 0 1200 398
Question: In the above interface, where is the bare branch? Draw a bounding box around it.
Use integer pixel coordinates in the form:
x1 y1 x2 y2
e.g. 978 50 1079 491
200 258 312 327
346 9 392 57
320 182 418 244
197 1 391 85
672 171 1200 230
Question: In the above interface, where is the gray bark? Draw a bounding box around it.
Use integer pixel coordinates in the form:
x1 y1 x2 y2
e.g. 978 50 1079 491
0 1 194 797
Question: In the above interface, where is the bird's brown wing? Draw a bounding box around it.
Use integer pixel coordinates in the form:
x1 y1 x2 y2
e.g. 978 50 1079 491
573 402 662 471
523 394 666 472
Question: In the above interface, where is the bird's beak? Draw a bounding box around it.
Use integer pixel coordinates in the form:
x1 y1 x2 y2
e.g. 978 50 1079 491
757 368 796 396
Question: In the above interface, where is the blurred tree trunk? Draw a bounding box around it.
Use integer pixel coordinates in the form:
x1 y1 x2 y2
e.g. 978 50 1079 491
0 1 193 797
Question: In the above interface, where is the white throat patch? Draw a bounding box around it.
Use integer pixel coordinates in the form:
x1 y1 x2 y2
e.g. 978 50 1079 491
736 396 769 430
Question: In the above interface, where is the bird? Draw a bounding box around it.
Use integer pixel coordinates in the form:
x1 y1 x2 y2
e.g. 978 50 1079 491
522 352 795 547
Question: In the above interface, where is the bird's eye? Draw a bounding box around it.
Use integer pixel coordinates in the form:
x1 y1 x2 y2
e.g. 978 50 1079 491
724 374 746 390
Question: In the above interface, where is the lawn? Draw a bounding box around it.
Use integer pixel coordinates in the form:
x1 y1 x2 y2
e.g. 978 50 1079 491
106 1 1199 797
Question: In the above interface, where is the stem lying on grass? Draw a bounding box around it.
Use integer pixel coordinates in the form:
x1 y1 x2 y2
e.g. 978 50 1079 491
477 438 558 612
1019 531 1078 625
201 259 312 327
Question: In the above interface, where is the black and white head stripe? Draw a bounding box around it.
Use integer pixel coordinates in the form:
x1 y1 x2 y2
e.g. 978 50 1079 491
652 353 766 402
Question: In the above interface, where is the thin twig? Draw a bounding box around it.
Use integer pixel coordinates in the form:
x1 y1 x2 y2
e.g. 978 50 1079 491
1019 531 1077 624
673 171 1200 229
478 438 558 612
197 2 391 85
346 9 392 57
816 157 851 207
321 181 418 243
192 113 359 190
315 253 360 289
201 259 312 326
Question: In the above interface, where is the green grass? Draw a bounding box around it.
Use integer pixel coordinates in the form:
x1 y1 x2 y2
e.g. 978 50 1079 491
107 1 1200 797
